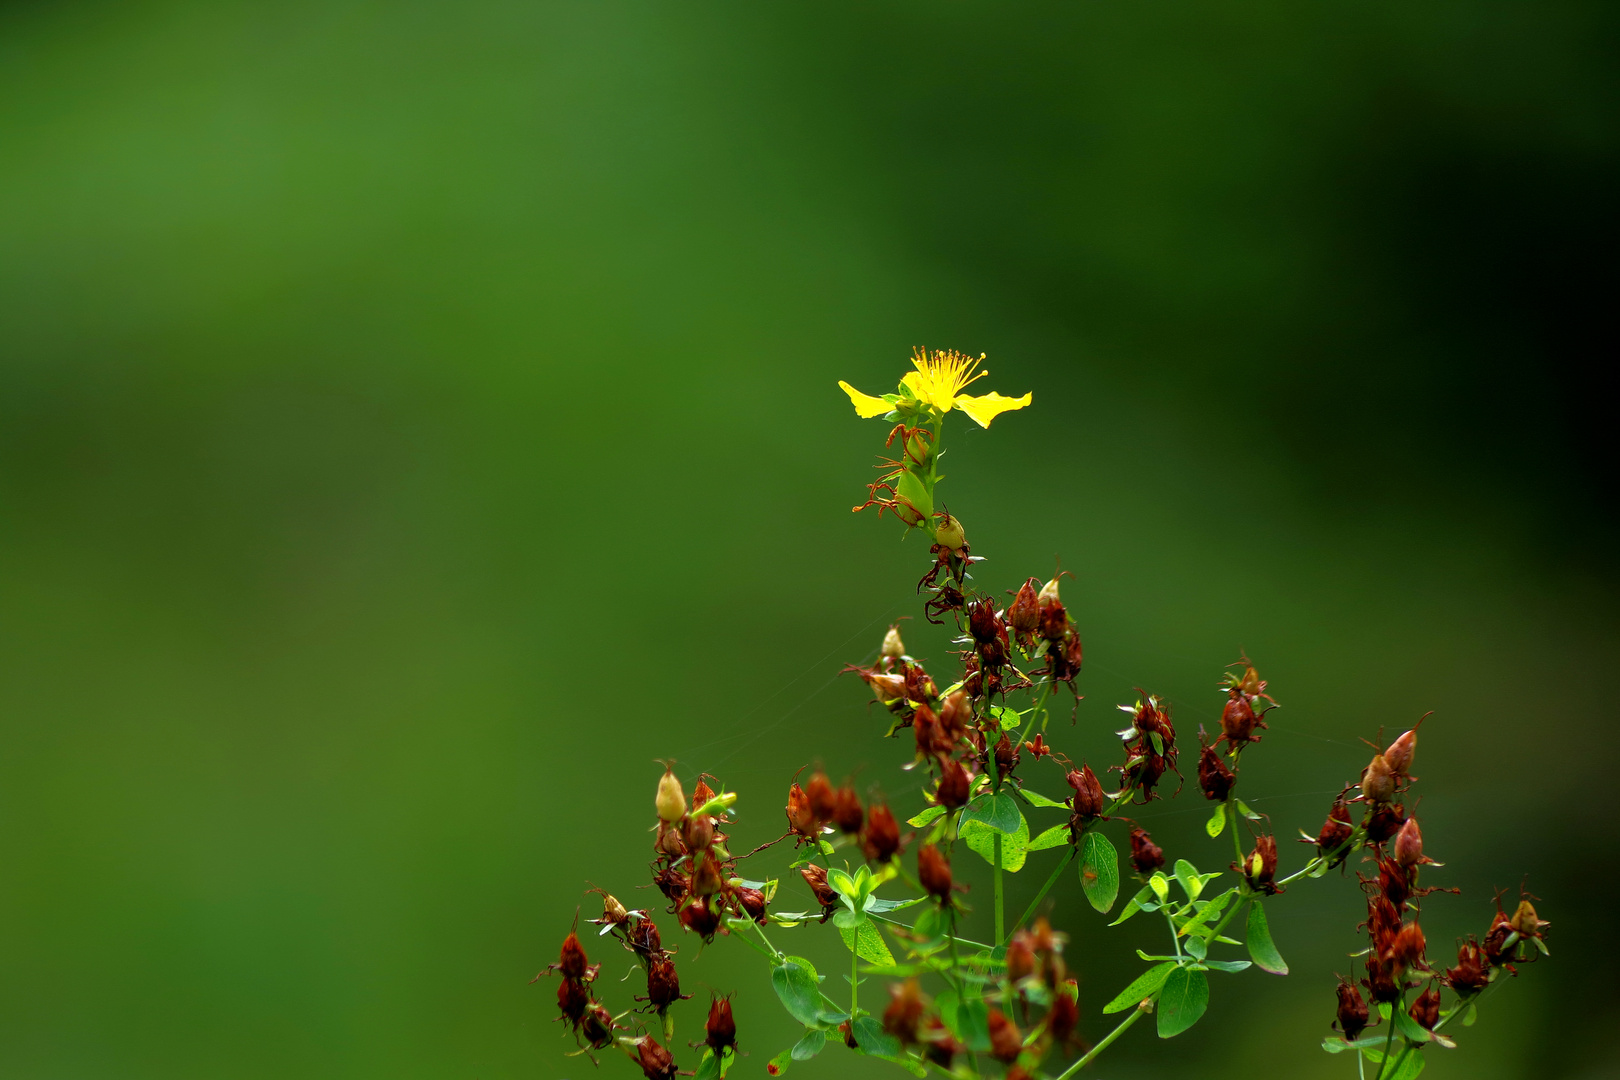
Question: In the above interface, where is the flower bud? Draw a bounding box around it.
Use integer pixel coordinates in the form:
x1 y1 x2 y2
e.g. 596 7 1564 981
934 758 971 810
1385 726 1418 777
690 778 716 811
557 976 589 1025
1238 664 1262 697
968 598 1003 646
1046 980 1081 1049
646 954 683 1009
785 782 818 838
1385 922 1427 974
1007 579 1041 634
1128 827 1165 875
691 851 724 897
800 864 839 913
922 1020 960 1069
1409 984 1441 1030
1197 740 1235 801
986 1008 1022 1064
1005 932 1037 982
656 765 687 824
1394 818 1425 868
1365 802 1407 845
994 733 1020 778
918 843 953 900
679 896 722 940
735 886 768 925
558 930 590 980
681 812 715 852
883 978 927 1045
806 771 837 824
634 1036 679 1080
862 803 903 863
627 916 662 957
1038 577 1061 605
1510 899 1544 938
1360 754 1396 804
1446 939 1490 995
579 1002 615 1048
832 785 864 834
933 512 966 552
656 821 687 860
705 996 737 1052
1220 690 1258 744
881 624 906 660
1066 764 1107 822
937 692 969 742
1238 834 1279 892
1333 976 1369 1041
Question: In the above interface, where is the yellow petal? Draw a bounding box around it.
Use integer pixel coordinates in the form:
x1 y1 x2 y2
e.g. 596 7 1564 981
900 370 938 409
838 380 893 419
955 390 1032 428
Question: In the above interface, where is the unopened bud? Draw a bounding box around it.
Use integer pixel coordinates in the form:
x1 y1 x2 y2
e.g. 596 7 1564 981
598 891 628 924
933 512 966 551
1067 764 1107 822
832 785 864 834
1360 754 1396 804
646 954 683 1008
705 996 737 1052
785 783 817 838
1038 577 1061 605
986 1008 1022 1064
800 864 838 911
862 803 903 863
656 765 686 824
634 1036 679 1080
1409 985 1441 1031
691 851 724 897
882 978 927 1045
1128 826 1165 875
806 771 837 823
1394 818 1424 868
1007 579 1040 634
681 813 714 852
1386 725 1419 777
881 624 906 659
1510 899 1542 937
1334 977 1369 1041
934 758 971 810
918 843 953 900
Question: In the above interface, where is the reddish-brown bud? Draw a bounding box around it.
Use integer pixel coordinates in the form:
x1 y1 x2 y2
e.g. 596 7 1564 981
882 978 928 1045
935 758 971 810
646 954 683 1009
556 976 589 1025
691 851 724 898
681 812 715 852
656 821 687 860
1005 932 1037 982
1333 976 1369 1041
1394 818 1426 868
913 704 945 758
832 785 864 834
679 897 722 940
1446 939 1491 995
1037 579 1068 641
1220 689 1259 744
580 1002 615 1048
705 996 737 1052
1067 764 1107 822
968 598 1004 646
1008 579 1041 634
634 1036 679 1080
1361 754 1396 804
994 733 1021 778
987 1008 1023 1064
1302 792 1355 863
1237 834 1280 893
734 886 768 925
653 865 688 905
1197 738 1235 802
938 692 970 741
1386 922 1428 974
1409 984 1441 1030
627 915 662 958
558 931 590 980
1483 906 1516 966
1385 725 1419 778
1046 981 1081 1049
806 771 837 824
922 1019 961 1069
1366 802 1407 845
1128 827 1165 875
800 864 839 914
862 803 903 863
690 778 716 810
786 782 818 839
918 843 954 901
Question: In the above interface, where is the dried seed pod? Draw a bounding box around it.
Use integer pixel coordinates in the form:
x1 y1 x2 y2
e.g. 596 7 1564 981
1128 826 1165 875
1365 802 1407 845
1005 931 1037 982
626 915 662 958
1220 689 1260 745
883 978 927 1045
832 785 864 834
994 733 1021 778
691 851 724 898
679 896 723 940
1445 938 1491 995
655 821 687 860
918 843 954 901
1409 984 1441 1030
937 692 970 742
645 954 683 1009
656 765 686 825
1385 719 1422 778
556 976 589 1026
1197 734 1235 802
986 1008 1022 1064
1360 754 1396 804
1394 818 1427 868
1300 791 1354 864
1333 976 1370 1041
862 802 903 863
1067 764 1107 822
913 704 946 758
806 771 837 824
935 758 972 810
690 778 716 811
1385 922 1428 975
633 1036 679 1080
1237 834 1280 894
785 782 818 839
705 995 737 1053
681 812 715 852
557 930 590 981
922 1019 961 1069
734 886 768 925
580 1002 616 1048
799 864 839 917
1046 981 1082 1050
1007 578 1041 635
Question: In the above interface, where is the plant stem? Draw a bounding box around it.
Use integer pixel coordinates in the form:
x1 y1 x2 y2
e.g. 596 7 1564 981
1372 997 1403 1080
1005 846 1075 945
851 939 860 1020
1049 1001 1150 1080
993 833 1005 946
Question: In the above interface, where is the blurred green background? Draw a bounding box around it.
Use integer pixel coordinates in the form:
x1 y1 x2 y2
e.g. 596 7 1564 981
2 2 1615 1078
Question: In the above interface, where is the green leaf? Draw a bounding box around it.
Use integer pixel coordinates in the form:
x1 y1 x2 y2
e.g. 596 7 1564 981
695 1049 722 1080
791 1030 827 1061
1149 731 1165 757
1322 1034 1391 1054
961 792 1021 834
1178 888 1236 940
1206 802 1228 838
1079 831 1120 913
865 895 925 914
1202 959 1252 973
1245 901 1289 975
1148 873 1170 903
1102 962 1177 1014
1235 799 1263 822
838 916 896 965
1028 824 1070 851
851 1017 903 1059
990 705 1022 731
1156 967 1210 1038
895 470 933 524
1173 859 1203 902
771 957 822 1025
1393 1007 1433 1044
907 805 946 828
963 812 1030 872
953 997 991 1052
767 1048 794 1076
1185 936 1207 961
1018 788 1070 809
1109 885 1156 926
1386 1049 1427 1080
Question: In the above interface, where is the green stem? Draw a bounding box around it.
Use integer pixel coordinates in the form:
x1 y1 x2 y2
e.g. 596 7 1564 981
1049 1001 1150 1080
1434 976 1504 1033
993 833 1005 946
1005 846 1075 945
851 939 860 1020
1372 997 1403 1080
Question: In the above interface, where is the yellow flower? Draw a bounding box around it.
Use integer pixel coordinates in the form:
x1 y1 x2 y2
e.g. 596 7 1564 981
838 348 1032 428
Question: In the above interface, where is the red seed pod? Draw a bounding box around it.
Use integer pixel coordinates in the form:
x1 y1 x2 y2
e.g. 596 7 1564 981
862 803 904 863
882 978 928 1045
580 1002 616 1048
806 771 837 825
1366 802 1407 845
556 976 589 1026
799 864 839 917
652 865 688 906
634 1036 680 1080
1037 578 1068 641
1446 938 1491 995
1376 855 1413 911
1237 834 1280 893
1301 791 1355 864
938 692 970 743
627 915 662 958
922 1019 961 1069
994 733 1021 779
1046 981 1082 1050
705 995 737 1053
1067 764 1108 822
691 851 724 897
1394 818 1427 868
913 704 946 758
734 886 769 925
679 896 723 940
918 843 954 901
1197 736 1235 802
646 954 683 1009
1385 723 1420 778
1385 922 1428 974
1007 579 1041 635
935 758 972 810
1128 827 1165 875
1409 984 1441 1030
1483 904 1516 966
986 1008 1023 1064
832 785 864 834
1005 932 1037 982
655 821 687 860
1061 630 1084 676
557 931 590 981
1220 689 1259 744
1333 976 1370 1041
786 782 818 839
1360 754 1397 804
1362 954 1402 1003
681 812 715 853
968 598 1004 646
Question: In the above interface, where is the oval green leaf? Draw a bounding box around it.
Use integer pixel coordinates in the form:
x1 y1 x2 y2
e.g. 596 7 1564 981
1103 961 1176 1014
1245 900 1289 975
1156 967 1210 1038
1079 831 1120 913
771 957 822 1025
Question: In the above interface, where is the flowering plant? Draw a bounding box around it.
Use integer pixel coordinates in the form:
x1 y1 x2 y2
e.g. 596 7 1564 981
534 351 1547 1080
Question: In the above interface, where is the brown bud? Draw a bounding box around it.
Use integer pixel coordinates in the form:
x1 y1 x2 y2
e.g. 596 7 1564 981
1046 981 1081 1049
634 1036 679 1080
705 995 737 1052
1394 818 1425 868
1008 579 1041 634
1128 827 1164 875
734 886 768 925
1067 764 1107 822
806 771 836 824
580 1002 616 1048
1360 754 1396 804
882 978 927 1045
918 843 953 901
1238 834 1279 893
1302 793 1354 859
786 782 818 838
1366 802 1407 845
646 954 683 1009
679 896 723 940
994 733 1021 778
652 865 688 905
862 803 903 863
1197 739 1235 802
556 976 589 1025
1386 922 1427 974
656 821 687 859
922 1019 960 1069
800 864 839 913
1333 976 1369 1041
968 598 1004 646
627 916 662 957
1483 906 1516 966
1385 722 1420 777
1220 689 1258 744
691 851 724 897
656 765 686 824
558 930 589 980
1409 984 1441 1030
913 704 945 758
935 758 971 810
690 778 716 811
682 812 715 852
938 691 969 741
1445 939 1490 995
1005 932 1037 982
987 1008 1023 1064
831 785 864 834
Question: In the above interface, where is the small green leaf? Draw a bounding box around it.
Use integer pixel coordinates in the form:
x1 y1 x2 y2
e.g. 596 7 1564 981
1028 824 1070 851
1206 802 1228 838
694 1049 722 1080
772 957 823 1025
1235 799 1263 822
1460 1003 1478 1027
791 1030 827 1061
1393 1007 1433 1044
838 916 896 965
851 1016 902 1059
865 895 925 914
1245 901 1289 975
1386 1049 1427 1080
1018 788 1071 809
1185 936 1207 961
1079 831 1120 913
1156 967 1210 1038
1103 962 1177 1014
1148 873 1170 903
1149 731 1165 757
990 705 1022 731
962 812 1030 872
1202 959 1251 973
1173 859 1203 901
954 997 991 1052
907 806 947 828
961 792 1021 834
1109 885 1155 926
767 1048 794 1076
